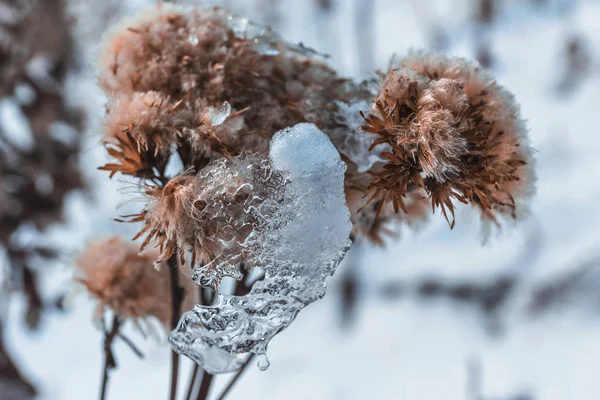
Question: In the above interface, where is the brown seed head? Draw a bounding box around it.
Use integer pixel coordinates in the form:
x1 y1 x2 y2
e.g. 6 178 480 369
97 5 370 177
75 236 171 325
361 50 535 228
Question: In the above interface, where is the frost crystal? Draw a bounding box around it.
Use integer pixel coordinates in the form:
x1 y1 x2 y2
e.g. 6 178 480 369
168 123 352 374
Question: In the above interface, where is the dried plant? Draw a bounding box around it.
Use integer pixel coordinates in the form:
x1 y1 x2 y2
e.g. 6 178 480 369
361 50 535 229
97 4 364 169
528 255 600 316
96 4 375 247
474 0 495 68
88 4 536 400
96 4 436 249
556 34 591 95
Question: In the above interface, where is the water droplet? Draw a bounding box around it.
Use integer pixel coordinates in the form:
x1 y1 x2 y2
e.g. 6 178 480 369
257 354 270 371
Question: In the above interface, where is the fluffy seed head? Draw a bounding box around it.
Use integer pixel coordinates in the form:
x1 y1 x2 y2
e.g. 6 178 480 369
97 5 369 177
75 236 171 324
361 50 535 228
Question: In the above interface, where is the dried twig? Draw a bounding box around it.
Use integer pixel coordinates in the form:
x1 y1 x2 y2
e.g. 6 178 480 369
185 363 201 400
116 332 144 359
196 371 214 400
168 252 184 400
99 315 121 400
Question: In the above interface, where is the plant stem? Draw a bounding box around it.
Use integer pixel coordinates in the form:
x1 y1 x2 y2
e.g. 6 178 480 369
185 363 200 400
168 253 184 400
196 371 214 400
117 332 144 359
215 355 254 400
99 315 120 400
184 285 206 400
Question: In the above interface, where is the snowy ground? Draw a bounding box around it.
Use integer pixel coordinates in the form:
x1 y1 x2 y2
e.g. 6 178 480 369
5 0 600 399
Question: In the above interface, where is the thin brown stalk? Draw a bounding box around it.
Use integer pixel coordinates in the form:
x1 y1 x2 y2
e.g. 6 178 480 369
185 363 201 400
196 280 215 400
215 355 255 400
196 371 214 400
184 285 205 400
116 332 144 359
168 252 184 400
99 315 121 400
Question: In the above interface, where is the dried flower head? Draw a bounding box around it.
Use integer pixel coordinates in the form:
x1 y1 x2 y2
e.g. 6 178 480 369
98 5 401 248
98 4 229 96
361 50 535 228
97 5 369 177
75 236 171 325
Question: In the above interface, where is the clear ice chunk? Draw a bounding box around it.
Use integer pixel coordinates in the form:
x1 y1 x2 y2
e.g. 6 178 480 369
226 14 280 56
206 101 231 126
254 39 280 56
168 123 352 374
227 15 267 40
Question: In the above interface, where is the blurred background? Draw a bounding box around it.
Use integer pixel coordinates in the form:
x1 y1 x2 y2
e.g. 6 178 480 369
1 0 600 399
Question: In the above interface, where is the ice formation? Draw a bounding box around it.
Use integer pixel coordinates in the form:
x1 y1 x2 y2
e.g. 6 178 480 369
168 123 352 374
227 14 280 56
227 15 267 40
335 100 387 173
205 101 231 126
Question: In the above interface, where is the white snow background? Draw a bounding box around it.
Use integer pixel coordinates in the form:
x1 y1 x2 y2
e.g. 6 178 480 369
4 0 600 399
